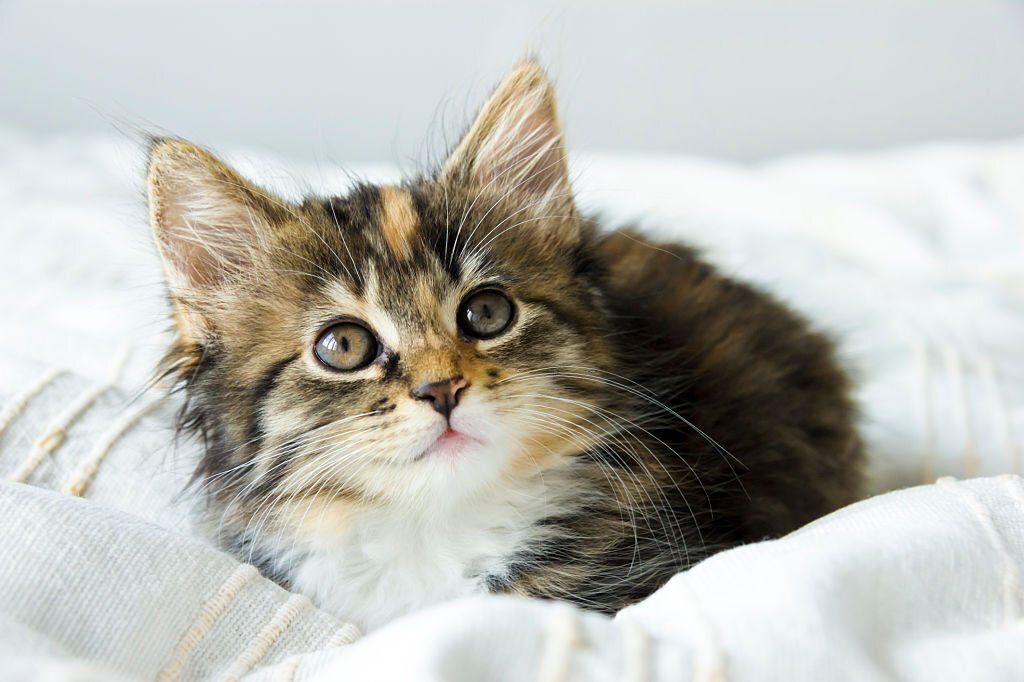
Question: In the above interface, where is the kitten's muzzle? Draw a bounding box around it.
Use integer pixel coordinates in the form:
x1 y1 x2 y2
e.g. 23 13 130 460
410 376 469 419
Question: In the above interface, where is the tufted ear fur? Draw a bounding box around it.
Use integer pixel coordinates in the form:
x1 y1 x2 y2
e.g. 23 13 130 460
442 60 574 217
146 138 289 339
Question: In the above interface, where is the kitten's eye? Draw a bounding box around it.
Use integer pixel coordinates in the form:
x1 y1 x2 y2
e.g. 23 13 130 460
314 322 379 371
458 288 514 339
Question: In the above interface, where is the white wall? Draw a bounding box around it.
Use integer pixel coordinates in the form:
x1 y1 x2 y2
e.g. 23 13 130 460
2 0 1023 163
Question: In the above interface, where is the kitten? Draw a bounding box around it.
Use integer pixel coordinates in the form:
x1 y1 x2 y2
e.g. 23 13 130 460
148 61 863 629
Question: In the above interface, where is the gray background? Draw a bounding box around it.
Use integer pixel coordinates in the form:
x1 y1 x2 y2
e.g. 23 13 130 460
2 0 1023 164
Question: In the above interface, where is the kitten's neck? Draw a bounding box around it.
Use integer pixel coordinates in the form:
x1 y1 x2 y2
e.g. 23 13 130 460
257 459 580 629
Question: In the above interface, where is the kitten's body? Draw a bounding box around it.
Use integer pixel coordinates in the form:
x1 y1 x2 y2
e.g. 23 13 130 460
149 62 863 629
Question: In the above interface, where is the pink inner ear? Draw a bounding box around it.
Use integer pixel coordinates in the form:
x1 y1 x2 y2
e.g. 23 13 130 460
474 105 568 199
164 227 243 289
152 172 266 291
444 62 572 203
148 139 283 293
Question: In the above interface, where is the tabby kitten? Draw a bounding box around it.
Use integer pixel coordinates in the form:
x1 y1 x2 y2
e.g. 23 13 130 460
148 61 863 629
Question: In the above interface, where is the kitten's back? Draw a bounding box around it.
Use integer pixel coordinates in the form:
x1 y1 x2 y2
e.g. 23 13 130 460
595 227 864 538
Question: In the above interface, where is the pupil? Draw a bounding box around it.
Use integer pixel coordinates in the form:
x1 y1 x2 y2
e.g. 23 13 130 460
340 336 350 353
480 303 493 320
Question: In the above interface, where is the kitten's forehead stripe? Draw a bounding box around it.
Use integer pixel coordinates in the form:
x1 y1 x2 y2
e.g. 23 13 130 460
378 186 419 261
408 187 461 282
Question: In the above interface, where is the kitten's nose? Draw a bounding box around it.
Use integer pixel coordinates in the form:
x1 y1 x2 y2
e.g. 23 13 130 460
411 376 469 419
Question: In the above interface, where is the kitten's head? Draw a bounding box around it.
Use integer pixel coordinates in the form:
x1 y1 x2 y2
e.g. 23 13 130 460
150 61 612 511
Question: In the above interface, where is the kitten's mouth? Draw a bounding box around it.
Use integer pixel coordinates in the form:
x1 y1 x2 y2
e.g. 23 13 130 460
415 428 478 461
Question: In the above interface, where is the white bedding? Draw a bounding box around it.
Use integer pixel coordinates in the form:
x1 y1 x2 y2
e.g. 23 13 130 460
1 127 1023 680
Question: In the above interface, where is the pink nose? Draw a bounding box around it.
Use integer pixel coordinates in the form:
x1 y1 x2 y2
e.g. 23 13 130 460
410 376 469 419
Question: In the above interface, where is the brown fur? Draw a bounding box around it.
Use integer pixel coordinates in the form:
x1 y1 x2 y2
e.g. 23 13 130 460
149 60 863 617
377 186 418 260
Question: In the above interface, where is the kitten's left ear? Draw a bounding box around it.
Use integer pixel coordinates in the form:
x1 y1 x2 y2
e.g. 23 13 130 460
146 138 292 290
442 60 574 216
147 138 290 340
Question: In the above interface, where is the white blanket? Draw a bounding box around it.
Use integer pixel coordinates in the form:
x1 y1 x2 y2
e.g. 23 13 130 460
1 127 1022 680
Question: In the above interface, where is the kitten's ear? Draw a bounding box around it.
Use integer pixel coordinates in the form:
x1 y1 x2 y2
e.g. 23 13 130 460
442 60 573 210
147 138 287 293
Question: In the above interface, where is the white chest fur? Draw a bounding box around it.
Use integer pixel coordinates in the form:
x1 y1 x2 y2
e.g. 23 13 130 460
276 475 567 630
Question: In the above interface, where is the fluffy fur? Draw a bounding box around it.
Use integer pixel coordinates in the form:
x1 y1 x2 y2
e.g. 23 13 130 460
148 61 863 629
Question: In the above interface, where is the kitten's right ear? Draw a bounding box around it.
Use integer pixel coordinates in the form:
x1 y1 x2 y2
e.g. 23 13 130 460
146 138 286 293
440 60 572 209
